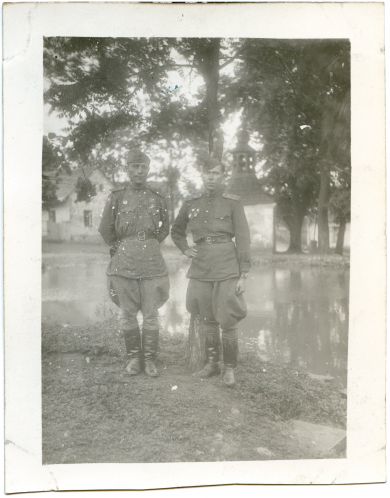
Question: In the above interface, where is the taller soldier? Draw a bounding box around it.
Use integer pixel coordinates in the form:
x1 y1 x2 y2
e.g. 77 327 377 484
99 149 170 377
171 157 251 387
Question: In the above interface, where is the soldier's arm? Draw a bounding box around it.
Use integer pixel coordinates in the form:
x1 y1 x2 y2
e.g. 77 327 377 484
171 202 190 254
156 196 170 243
232 201 251 274
98 193 118 246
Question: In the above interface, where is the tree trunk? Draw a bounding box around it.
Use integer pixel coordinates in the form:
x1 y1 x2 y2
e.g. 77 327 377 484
206 40 220 156
198 39 221 157
272 205 277 253
186 314 206 371
286 212 304 253
335 220 346 255
168 185 175 223
318 164 330 253
187 40 221 366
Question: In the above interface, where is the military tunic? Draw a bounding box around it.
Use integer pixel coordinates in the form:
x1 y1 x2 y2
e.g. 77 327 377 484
171 190 251 280
99 184 170 330
99 184 169 279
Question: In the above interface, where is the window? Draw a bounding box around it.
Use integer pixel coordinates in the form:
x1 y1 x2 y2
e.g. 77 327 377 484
84 210 92 228
49 209 56 223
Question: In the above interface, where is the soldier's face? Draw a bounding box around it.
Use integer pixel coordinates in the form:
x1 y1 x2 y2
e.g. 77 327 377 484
201 165 224 192
127 162 150 186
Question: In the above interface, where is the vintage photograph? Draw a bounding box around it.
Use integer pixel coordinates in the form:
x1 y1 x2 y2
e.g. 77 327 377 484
41 36 350 464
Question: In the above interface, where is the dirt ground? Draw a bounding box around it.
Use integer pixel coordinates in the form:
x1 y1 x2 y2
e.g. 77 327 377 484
42 320 346 464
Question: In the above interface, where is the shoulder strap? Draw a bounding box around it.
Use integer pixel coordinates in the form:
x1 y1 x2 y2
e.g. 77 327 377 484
111 186 126 193
146 185 163 197
222 192 241 201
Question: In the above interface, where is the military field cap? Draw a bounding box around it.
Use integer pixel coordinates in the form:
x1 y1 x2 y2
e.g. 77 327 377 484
126 148 150 165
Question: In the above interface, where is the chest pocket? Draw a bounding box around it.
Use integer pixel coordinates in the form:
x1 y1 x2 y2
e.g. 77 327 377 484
214 205 233 231
117 197 138 229
118 206 137 226
148 206 162 230
188 206 202 228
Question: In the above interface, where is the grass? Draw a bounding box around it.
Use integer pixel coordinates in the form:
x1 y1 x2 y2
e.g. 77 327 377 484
42 320 346 464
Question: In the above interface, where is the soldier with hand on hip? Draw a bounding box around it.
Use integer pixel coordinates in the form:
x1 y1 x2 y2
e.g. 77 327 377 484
99 149 170 378
171 156 251 387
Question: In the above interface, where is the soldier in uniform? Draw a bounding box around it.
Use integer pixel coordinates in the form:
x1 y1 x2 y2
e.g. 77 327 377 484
171 157 251 387
98 149 170 377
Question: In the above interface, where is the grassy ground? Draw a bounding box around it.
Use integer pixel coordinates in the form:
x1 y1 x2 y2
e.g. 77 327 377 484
42 320 346 464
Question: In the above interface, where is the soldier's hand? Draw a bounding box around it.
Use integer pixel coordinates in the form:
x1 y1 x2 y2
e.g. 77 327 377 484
184 247 198 258
235 278 246 296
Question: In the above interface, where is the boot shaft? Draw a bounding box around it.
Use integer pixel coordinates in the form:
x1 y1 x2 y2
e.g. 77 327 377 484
123 328 141 358
204 320 220 363
142 328 159 360
222 328 238 368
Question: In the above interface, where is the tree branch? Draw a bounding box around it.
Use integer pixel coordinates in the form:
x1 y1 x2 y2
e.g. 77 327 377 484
219 49 243 70
166 63 195 69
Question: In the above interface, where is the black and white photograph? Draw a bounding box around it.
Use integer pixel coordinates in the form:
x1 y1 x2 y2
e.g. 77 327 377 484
3 1 386 492
42 34 350 464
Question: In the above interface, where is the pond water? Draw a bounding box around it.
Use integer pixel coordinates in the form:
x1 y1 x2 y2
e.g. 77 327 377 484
42 245 349 385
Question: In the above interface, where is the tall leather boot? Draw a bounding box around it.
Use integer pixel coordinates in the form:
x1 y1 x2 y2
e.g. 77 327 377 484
123 328 142 375
142 329 159 377
222 328 238 387
194 322 220 378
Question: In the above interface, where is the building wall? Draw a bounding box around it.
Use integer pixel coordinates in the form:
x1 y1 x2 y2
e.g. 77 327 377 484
68 171 112 242
42 210 49 236
302 217 350 250
43 170 113 242
55 203 71 223
244 204 275 250
44 198 72 241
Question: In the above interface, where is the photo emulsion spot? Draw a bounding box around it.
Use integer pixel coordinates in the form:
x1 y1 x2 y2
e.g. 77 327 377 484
42 37 350 464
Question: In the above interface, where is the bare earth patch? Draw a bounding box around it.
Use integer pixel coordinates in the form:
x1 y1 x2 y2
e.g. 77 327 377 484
42 321 346 464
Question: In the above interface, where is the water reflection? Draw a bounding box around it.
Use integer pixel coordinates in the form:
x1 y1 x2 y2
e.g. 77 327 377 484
42 251 349 385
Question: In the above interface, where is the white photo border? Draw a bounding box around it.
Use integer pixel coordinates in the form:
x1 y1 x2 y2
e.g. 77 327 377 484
3 1 386 492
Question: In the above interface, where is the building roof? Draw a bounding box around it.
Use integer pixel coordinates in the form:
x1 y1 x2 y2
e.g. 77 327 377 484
231 129 256 155
227 174 274 206
54 168 113 203
56 172 80 202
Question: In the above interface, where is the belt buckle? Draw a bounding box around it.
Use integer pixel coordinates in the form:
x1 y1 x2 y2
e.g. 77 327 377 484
137 231 146 241
205 236 212 244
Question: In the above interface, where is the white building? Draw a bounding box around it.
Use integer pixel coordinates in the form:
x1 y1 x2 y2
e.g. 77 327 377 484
43 169 113 242
227 130 276 250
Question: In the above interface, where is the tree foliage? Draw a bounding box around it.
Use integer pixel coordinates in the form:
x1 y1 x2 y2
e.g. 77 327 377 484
224 39 350 251
44 37 174 158
75 176 97 203
44 37 351 253
42 134 67 208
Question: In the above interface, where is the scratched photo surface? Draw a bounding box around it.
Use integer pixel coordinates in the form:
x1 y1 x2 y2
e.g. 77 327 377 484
42 37 350 464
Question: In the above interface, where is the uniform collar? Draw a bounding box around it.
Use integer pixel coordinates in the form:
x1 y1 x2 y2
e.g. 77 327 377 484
203 186 224 198
130 182 148 192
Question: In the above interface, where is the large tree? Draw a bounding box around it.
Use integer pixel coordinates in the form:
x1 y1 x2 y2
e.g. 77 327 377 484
44 37 350 255
223 39 350 252
329 161 351 255
314 44 350 253
44 37 174 158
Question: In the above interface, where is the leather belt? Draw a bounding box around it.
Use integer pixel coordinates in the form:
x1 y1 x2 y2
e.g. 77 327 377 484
124 231 156 242
197 234 232 245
